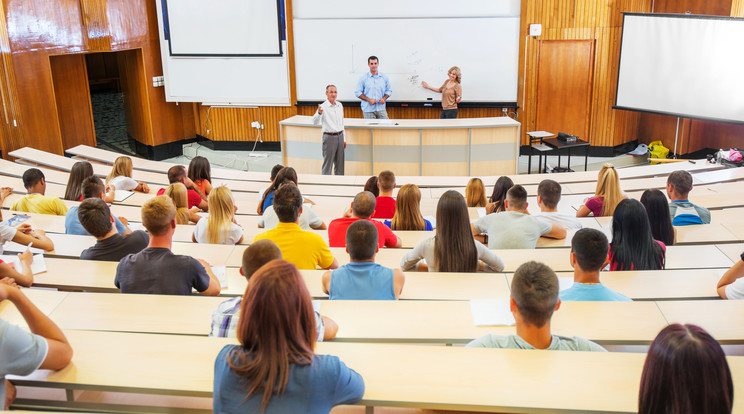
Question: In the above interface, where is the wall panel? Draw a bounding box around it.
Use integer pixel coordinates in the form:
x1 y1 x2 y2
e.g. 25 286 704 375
50 53 96 150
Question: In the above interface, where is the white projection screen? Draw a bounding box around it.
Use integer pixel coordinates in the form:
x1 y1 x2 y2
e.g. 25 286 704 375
615 13 744 124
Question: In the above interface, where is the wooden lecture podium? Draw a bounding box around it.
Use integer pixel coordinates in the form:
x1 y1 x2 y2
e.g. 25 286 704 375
279 115 521 176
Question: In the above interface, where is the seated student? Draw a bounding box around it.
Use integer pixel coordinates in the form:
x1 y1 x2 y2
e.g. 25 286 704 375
466 178 488 208
63 161 95 201
638 324 732 414
254 184 339 270
384 184 433 231
364 175 379 197
0 187 55 253
641 189 676 246
533 179 582 230
329 191 401 248
323 220 404 300
10 168 68 216
66 176 130 236
105 156 149 193
372 170 396 219
155 165 208 211
213 260 363 413
164 183 202 225
0 282 73 410
115 196 221 295
187 155 213 196
0 250 33 287
403 191 503 272
256 164 285 214
259 182 326 231
192 186 244 245
467 261 606 351
486 176 513 214
609 199 665 271
716 250 744 299
210 240 338 340
577 163 624 217
666 170 711 225
256 167 315 215
561 229 631 302
78 198 149 262
472 185 566 249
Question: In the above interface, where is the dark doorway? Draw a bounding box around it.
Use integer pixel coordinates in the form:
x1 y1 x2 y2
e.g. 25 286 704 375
85 52 135 155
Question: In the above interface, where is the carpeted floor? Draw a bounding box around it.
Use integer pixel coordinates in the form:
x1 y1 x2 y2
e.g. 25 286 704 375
91 91 135 156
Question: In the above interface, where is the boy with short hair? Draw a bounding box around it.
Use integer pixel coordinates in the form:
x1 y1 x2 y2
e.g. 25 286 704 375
11 168 67 216
155 165 208 211
467 261 606 351
560 229 631 301
372 170 396 219
209 239 338 340
78 198 149 262
666 170 710 225
115 196 220 295
472 185 566 249
66 176 131 236
323 220 405 299
534 179 582 230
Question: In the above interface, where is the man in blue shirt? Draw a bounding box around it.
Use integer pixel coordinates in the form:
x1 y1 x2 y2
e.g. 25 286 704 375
560 228 632 302
354 55 392 119
666 170 711 225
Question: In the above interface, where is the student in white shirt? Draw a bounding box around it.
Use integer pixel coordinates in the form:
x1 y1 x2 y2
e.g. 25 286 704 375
312 85 345 175
533 179 582 230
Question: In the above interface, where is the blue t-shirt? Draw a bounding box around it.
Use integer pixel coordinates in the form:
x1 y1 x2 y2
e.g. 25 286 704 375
65 205 126 236
329 262 396 300
383 219 433 231
560 283 632 302
0 319 49 404
262 192 275 213
213 345 364 414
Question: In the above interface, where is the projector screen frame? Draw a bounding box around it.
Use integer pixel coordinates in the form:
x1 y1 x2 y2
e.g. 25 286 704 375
162 0 284 58
613 12 744 126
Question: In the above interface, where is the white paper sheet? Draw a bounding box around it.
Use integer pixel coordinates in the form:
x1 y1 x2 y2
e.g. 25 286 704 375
211 265 228 289
469 298 515 326
126 222 145 232
114 190 134 202
0 253 47 275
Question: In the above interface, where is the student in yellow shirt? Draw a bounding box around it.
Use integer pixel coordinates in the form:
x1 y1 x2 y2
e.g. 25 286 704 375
254 183 338 270
10 169 68 216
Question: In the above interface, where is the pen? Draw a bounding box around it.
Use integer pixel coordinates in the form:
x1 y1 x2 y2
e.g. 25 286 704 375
25 242 32 252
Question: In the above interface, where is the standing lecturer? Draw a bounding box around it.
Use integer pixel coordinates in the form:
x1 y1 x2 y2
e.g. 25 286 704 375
313 85 345 175
355 55 392 119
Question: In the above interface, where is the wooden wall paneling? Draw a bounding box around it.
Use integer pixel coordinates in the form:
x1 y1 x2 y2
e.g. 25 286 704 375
50 53 96 150
80 0 112 51
733 0 744 16
652 0 732 15
0 0 23 157
106 0 150 47
117 49 153 146
535 40 595 140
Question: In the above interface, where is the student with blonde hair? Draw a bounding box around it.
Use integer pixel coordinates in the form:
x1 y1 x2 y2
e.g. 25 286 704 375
385 184 432 231
164 183 201 225
577 163 624 217
105 156 149 193
465 177 487 208
192 186 243 245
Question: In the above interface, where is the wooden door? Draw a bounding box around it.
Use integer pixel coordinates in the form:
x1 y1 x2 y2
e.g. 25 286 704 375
535 40 595 140
50 54 97 149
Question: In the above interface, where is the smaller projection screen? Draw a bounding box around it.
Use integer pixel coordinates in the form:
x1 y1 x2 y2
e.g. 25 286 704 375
615 13 744 124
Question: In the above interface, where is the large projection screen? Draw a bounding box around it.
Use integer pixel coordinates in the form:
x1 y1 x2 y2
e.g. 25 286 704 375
615 13 744 124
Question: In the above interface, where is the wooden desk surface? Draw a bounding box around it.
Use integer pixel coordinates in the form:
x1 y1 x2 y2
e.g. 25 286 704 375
656 300 744 345
0 289 69 328
40 290 669 344
13 329 744 413
715 243 743 263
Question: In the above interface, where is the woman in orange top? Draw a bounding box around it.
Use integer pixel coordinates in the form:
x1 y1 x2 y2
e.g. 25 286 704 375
422 66 462 119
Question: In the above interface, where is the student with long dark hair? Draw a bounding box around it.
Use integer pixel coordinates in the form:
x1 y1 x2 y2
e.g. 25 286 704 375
609 199 665 271
187 156 213 197
64 161 95 201
401 191 503 272
257 167 298 215
363 176 379 197
213 259 364 413
639 324 732 414
487 176 513 214
640 189 675 246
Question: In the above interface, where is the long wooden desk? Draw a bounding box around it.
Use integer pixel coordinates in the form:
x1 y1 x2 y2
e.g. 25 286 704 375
16 330 744 413
38 291 669 344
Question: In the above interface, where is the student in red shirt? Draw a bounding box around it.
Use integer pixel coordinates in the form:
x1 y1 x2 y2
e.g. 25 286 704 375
372 170 396 219
328 191 401 248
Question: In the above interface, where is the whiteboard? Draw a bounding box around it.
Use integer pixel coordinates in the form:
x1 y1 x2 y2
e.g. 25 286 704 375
292 0 520 104
155 0 290 105
165 0 281 56
616 14 744 123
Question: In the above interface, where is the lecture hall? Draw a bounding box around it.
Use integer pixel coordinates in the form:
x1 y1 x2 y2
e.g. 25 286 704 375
1 0 744 413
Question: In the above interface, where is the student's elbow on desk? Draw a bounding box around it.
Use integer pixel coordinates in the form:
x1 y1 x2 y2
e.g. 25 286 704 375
548 225 567 239
321 271 331 294
322 316 338 341
41 339 74 371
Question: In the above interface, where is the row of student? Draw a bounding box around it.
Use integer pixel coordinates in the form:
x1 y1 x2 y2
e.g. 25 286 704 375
1 257 734 413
